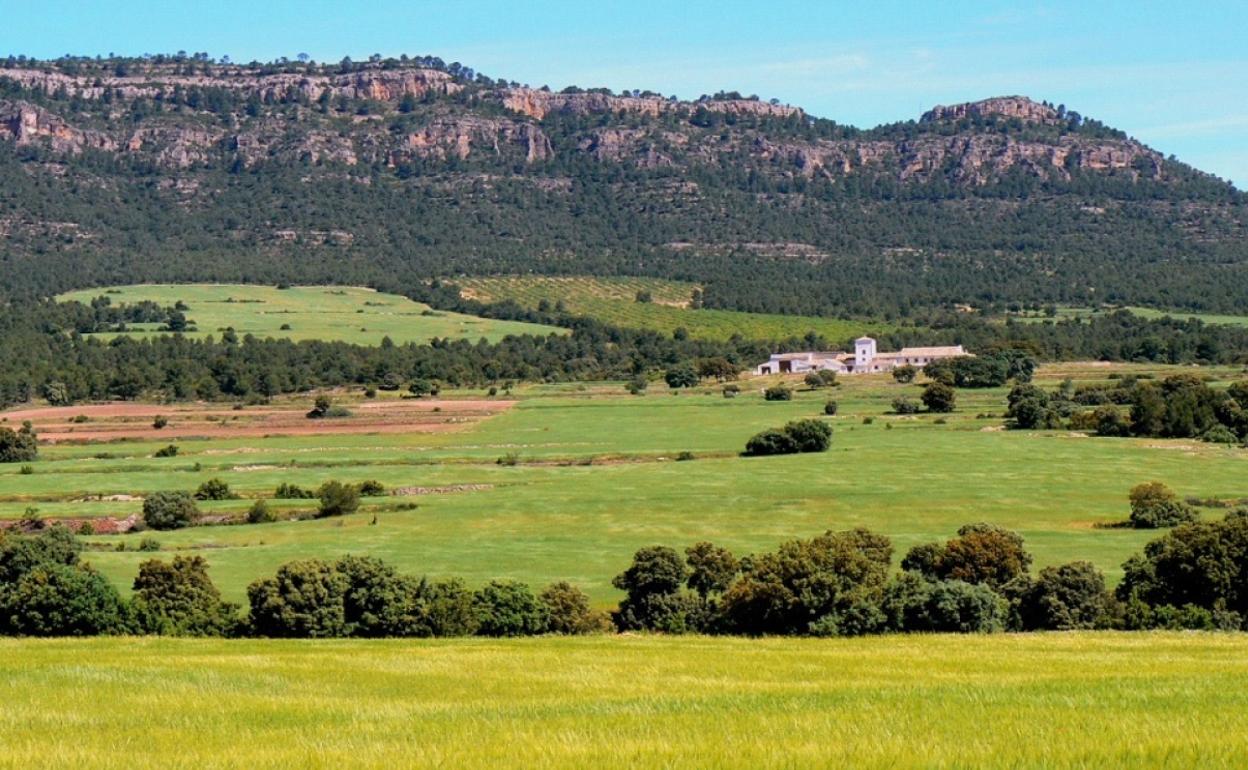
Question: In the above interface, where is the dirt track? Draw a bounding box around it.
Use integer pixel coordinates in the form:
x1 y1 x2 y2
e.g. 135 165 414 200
1 399 515 443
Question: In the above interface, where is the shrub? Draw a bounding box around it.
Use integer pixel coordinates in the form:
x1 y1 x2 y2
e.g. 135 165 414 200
664 364 699 389
891 397 919 415
194 478 235 501
782 419 833 452
1014 561 1110 630
131 555 237 636
612 545 695 632
1128 482 1198 528
152 415 169 430
921 382 956 413
247 559 348 638
408 379 436 398
1201 425 1239 445
675 451 695 462
274 482 315 499
883 573 1007 633
0 422 38 463
473 580 549 636
0 563 130 636
892 365 917 384
153 444 179 458
722 384 740 398
142 491 199 531
823 400 838 416
763 385 792 402
626 377 647 395
1093 406 1132 437
316 481 360 518
804 372 824 389
247 499 276 524
903 523 1032 589
18 465 33 475
356 480 386 497
743 428 797 456
138 537 161 552
540 581 609 634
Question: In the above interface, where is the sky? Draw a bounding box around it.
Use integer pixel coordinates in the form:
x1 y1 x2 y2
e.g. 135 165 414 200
2 0 1246 185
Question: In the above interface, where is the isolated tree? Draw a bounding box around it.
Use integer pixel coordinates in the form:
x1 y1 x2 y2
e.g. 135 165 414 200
142 491 199 530
763 385 792 401
921 382 956 413
194 478 234 501
317 481 360 517
1128 482 1197 528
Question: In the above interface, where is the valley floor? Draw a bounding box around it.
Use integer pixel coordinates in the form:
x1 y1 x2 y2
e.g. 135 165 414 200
1 632 1245 769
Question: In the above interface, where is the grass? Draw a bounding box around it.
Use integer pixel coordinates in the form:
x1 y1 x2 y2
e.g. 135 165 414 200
456 275 900 341
55 284 564 345
6 362 1248 605
1 633 1247 768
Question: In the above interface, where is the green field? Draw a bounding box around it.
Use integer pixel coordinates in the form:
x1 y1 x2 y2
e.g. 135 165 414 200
457 275 899 341
6 362 1248 605
56 284 564 345
2 633 1246 769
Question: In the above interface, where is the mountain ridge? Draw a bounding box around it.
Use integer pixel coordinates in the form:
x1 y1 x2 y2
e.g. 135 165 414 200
0 55 1245 316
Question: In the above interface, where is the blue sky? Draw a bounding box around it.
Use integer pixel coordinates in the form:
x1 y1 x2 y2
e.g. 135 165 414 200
3 0 1245 185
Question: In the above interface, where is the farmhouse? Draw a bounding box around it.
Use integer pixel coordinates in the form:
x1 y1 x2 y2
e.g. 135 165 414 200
754 337 967 375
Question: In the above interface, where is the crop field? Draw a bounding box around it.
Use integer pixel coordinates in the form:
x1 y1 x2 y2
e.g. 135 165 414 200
456 275 899 341
1009 305 1248 327
56 284 564 345
2 633 1247 769
4 362 1247 604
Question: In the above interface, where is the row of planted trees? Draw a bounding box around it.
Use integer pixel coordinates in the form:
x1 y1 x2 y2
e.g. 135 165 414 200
1 512 1245 637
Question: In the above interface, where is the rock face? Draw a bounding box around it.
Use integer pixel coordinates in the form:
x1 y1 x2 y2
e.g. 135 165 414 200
921 96 1062 124
0 62 1179 189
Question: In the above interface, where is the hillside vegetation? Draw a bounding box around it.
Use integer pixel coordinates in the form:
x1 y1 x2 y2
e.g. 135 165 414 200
1 54 1245 318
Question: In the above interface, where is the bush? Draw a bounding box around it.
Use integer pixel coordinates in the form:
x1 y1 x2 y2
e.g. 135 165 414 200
1014 561 1110 630
664 364 699 389
921 382 956 413
763 385 793 401
473 580 549 636
356 480 386 497
247 559 348 638
626 377 647 395
1128 482 1198 528
131 555 237 636
891 397 919 415
612 545 696 632
317 481 360 518
408 379 436 398
152 444 180 458
722 384 740 398
902 523 1032 590
274 482 315 499
194 478 235 501
18 465 33 475
0 422 38 463
782 419 833 452
540 581 610 634
138 537 161 552
0 563 130 636
1093 406 1131 437
142 491 199 531
152 415 168 430
892 365 917 384
247 499 276 524
743 428 796 456
823 400 838 416
883 573 1007 633
1201 425 1239 445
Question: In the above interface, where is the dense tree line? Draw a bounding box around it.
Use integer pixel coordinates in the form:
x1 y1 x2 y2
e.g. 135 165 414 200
3 516 1243 637
1006 373 1248 445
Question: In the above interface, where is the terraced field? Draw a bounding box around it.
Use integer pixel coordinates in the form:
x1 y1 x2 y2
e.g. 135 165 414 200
57 284 564 345
457 276 898 341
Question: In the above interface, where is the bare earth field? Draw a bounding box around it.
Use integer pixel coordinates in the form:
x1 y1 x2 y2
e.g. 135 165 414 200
2 398 515 442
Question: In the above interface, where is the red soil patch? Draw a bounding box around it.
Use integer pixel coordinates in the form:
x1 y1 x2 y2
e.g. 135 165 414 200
1 399 516 443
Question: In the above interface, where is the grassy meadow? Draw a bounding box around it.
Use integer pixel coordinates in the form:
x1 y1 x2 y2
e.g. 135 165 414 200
456 275 899 341
1 633 1246 769
56 284 563 345
4 362 1248 605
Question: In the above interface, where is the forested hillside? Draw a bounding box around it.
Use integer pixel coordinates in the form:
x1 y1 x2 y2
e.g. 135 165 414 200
1 53 1245 315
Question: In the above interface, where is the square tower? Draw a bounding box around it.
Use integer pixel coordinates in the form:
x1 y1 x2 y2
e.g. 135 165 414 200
854 336 877 369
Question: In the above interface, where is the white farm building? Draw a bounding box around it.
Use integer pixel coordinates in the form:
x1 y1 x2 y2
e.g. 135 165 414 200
753 337 967 376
